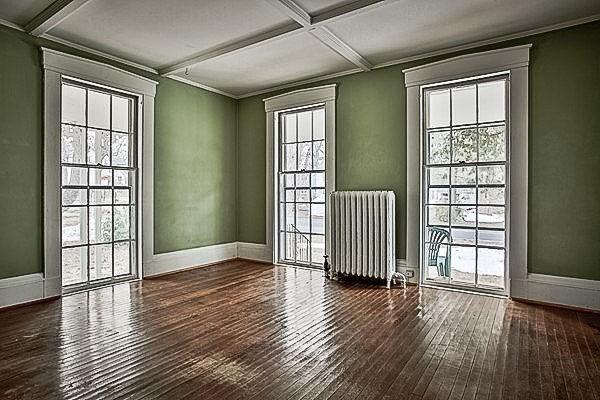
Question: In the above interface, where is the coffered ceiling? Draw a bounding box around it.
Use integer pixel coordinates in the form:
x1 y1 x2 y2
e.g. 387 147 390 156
1 0 599 98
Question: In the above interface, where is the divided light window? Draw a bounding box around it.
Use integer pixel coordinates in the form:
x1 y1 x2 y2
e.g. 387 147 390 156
423 74 508 291
60 79 138 289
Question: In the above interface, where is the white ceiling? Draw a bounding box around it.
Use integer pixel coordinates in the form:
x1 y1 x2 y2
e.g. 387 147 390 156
1 0 599 97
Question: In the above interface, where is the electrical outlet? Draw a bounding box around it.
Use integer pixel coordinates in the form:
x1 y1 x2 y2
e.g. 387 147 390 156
404 269 415 278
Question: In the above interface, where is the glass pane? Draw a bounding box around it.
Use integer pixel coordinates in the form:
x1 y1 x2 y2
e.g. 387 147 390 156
452 85 476 125
114 241 130 276
62 166 87 186
296 204 310 232
62 85 86 125
296 173 309 187
89 206 112 243
312 204 325 234
62 246 88 286
424 242 450 279
451 187 476 204
285 203 294 231
285 233 295 261
428 130 450 164
451 206 476 227
285 189 294 202
112 133 131 167
311 189 325 202
129 205 136 240
296 234 309 262
478 206 505 229
452 128 477 163
62 189 86 206
283 174 295 188
427 89 450 128
114 206 130 240
450 246 475 284
311 235 325 265
478 229 505 247
284 144 297 171
478 165 505 185
451 166 476 185
61 125 86 164
313 140 325 170
313 109 325 140
311 172 324 187
89 168 112 186
478 248 505 288
478 126 505 162
90 189 111 205
114 170 130 186
426 227 450 243
478 80 505 123
298 142 312 170
112 95 132 132
451 228 476 245
297 111 311 141
478 187 505 205
114 189 130 204
88 90 110 129
428 188 449 204
427 205 449 226
296 189 310 202
62 207 87 246
89 244 112 280
87 129 110 165
284 114 296 142
428 167 449 185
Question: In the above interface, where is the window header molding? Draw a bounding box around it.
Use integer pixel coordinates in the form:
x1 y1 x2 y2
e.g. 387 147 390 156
263 84 336 112
403 44 531 88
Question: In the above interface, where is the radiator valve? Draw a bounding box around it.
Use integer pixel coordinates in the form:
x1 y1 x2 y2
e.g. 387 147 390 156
323 255 331 279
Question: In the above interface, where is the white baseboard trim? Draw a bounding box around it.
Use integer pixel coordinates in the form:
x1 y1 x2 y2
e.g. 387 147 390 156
145 242 238 277
396 259 420 284
511 273 600 311
0 273 61 309
237 242 271 263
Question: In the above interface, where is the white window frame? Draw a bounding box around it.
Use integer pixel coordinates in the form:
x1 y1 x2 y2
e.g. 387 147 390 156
403 44 530 295
264 85 336 265
42 48 157 296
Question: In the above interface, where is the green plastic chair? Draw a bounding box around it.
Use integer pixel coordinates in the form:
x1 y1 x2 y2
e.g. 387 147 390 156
428 227 450 277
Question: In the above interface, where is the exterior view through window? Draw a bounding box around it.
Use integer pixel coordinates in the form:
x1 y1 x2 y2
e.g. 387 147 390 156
61 79 138 290
278 105 326 267
423 74 508 292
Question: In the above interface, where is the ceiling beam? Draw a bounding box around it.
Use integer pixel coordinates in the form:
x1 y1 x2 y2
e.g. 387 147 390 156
310 27 372 71
160 0 397 77
25 0 91 36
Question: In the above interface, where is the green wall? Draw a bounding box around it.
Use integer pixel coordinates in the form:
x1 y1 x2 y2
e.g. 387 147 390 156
237 21 600 280
0 27 237 279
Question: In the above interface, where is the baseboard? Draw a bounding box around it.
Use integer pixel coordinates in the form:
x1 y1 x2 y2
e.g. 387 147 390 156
145 242 238 277
237 242 271 263
396 259 420 284
0 273 61 310
511 273 600 311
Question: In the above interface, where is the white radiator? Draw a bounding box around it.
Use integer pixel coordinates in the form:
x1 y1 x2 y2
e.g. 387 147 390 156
329 191 405 288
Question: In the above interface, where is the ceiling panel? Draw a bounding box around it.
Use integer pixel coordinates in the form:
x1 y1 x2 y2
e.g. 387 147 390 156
327 0 600 64
0 0 54 25
178 31 356 96
293 0 355 15
48 0 294 68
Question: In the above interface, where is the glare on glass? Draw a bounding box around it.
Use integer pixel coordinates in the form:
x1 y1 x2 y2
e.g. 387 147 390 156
427 89 450 128
477 248 505 288
112 96 132 132
450 246 476 284
62 85 86 125
312 204 325 234
284 114 297 142
478 80 505 123
89 244 112 280
88 90 110 129
451 228 476 245
452 85 476 125
62 207 87 246
313 109 325 140
62 247 88 286
114 241 130 276
297 111 312 141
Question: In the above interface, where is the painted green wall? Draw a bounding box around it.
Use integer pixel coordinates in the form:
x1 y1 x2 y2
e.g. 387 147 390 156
0 27 237 279
237 21 600 280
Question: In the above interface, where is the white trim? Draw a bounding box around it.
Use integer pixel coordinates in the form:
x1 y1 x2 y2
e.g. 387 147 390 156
168 75 239 99
309 27 372 71
26 0 92 36
145 243 238 277
396 259 419 284
237 242 271 263
264 84 337 265
0 274 61 309
265 0 312 27
512 274 600 311
404 45 530 297
0 17 25 31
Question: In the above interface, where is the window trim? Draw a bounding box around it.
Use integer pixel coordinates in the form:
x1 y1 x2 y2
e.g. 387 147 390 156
264 85 336 264
403 44 530 295
42 48 157 296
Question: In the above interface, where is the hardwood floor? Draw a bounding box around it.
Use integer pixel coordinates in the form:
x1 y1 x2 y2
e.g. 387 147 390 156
0 260 599 399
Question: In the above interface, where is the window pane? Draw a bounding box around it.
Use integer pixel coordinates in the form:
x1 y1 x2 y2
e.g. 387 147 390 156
285 203 294 231
427 89 450 128
478 80 505 123
88 90 110 129
478 187 505 205
478 206 505 229
424 242 449 279
427 205 449 226
452 128 477 163
296 234 309 263
90 188 111 205
112 132 131 167
428 188 449 204
478 165 505 185
283 144 297 171
112 95 132 132
285 189 294 202
297 111 311 141
62 189 86 206
478 126 505 162
62 207 87 246
311 189 325 202
478 248 505 288
451 228 476 245
284 233 295 261
62 85 86 125
451 187 476 204
452 85 476 125
311 172 324 187
296 204 310 232
89 168 112 186
451 166 476 185
311 235 325 265
62 246 88 286
296 189 310 202
450 246 475 284
428 167 449 185
89 244 112 280
313 140 325 170
114 206 130 240
114 170 130 186
62 125 86 164
114 189 130 204
114 241 130 276
298 142 312 170
312 204 325 234
89 206 112 243
296 173 309 187
284 114 296 142
478 229 505 247
428 130 450 164
87 129 110 165
451 206 476 227
62 166 87 186
313 109 325 140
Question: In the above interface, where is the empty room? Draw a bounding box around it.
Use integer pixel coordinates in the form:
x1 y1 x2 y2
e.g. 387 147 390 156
1 0 600 399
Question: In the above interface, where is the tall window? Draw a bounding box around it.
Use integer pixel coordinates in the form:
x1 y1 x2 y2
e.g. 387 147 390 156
60 79 138 289
423 74 508 291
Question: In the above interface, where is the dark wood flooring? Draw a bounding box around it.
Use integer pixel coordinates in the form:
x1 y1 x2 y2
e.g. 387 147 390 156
0 260 599 399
